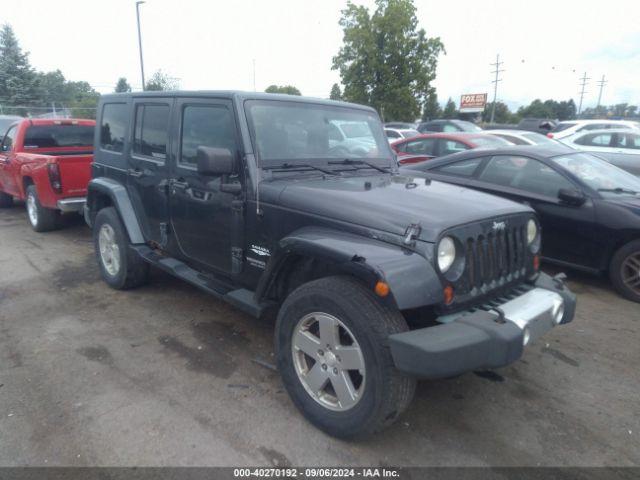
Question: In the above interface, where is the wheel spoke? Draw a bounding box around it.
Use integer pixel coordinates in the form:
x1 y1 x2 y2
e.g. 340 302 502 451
335 346 364 371
318 314 340 348
626 256 640 269
331 371 358 409
623 275 640 287
304 362 329 394
293 330 321 358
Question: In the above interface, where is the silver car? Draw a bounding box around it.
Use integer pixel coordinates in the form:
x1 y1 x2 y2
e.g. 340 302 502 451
560 128 640 175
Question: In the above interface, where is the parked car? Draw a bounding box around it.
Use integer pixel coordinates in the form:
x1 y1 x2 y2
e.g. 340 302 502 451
516 118 557 134
384 127 420 143
558 129 640 175
328 120 377 156
0 118 95 231
486 129 566 147
391 132 512 164
384 122 416 129
0 115 23 136
549 119 640 140
417 119 482 134
401 145 640 302
85 91 575 438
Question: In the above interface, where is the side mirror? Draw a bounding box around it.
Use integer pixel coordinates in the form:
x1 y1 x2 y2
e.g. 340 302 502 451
196 146 234 176
558 188 586 206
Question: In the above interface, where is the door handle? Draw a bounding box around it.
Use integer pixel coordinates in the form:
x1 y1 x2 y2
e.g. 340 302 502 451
128 168 144 178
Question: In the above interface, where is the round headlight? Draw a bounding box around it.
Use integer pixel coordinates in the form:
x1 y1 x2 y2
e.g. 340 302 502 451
527 219 538 245
437 236 456 273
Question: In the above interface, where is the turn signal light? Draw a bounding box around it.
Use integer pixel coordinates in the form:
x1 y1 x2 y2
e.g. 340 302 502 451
443 285 454 305
533 255 540 271
374 281 390 297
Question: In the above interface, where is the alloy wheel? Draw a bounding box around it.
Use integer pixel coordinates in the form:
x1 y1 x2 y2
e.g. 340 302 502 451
98 224 121 277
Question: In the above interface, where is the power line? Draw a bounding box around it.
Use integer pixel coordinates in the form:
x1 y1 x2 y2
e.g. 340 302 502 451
596 75 607 109
489 54 505 124
577 72 590 116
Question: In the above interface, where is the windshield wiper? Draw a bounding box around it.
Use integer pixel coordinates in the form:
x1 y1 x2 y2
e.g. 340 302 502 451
263 162 339 176
328 158 390 173
597 187 639 195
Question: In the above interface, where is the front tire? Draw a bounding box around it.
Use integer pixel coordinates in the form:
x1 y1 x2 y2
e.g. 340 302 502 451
0 191 13 208
275 276 416 438
93 207 149 290
610 240 640 303
25 185 60 232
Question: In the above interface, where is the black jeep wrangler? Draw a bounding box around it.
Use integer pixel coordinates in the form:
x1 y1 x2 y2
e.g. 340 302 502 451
85 91 576 438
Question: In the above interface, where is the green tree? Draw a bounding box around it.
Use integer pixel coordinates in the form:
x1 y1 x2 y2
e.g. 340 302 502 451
145 70 179 91
0 24 40 107
442 97 457 119
421 87 441 121
265 85 302 95
482 101 516 124
329 83 342 100
115 77 132 93
332 0 444 122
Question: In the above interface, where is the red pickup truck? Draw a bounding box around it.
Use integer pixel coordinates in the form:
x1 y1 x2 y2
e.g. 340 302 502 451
0 118 95 231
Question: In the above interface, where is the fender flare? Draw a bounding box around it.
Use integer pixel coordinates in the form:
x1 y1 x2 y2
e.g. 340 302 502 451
86 177 145 244
256 227 443 310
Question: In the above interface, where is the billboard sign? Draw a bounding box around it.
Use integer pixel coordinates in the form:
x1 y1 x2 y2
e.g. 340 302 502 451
460 93 487 113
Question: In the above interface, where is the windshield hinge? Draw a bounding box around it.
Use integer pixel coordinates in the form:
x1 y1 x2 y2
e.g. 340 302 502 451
403 223 421 246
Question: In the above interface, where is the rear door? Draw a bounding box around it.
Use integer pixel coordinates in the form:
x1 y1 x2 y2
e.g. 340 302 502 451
127 99 173 244
608 132 640 175
168 97 240 275
0 125 19 196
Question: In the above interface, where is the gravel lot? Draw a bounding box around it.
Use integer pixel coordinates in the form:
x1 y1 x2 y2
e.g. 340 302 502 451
0 205 638 467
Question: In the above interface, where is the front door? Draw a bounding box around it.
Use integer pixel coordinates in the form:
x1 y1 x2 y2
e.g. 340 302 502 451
169 98 240 275
0 125 19 196
127 99 173 244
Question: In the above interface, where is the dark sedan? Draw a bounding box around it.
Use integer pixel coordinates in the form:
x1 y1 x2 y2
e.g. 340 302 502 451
401 145 640 302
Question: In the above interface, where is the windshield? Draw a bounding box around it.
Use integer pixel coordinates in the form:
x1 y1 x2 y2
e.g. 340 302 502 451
551 152 640 194
472 135 511 147
24 125 94 148
456 121 482 132
245 100 392 165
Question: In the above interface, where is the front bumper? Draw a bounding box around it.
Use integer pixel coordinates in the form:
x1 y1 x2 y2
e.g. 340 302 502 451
389 272 576 379
57 197 86 213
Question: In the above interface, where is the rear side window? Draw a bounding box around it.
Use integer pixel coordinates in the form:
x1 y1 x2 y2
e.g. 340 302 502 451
180 105 235 165
434 158 483 177
1 125 17 151
552 122 576 133
575 133 613 147
23 125 94 149
494 134 527 145
100 103 128 153
133 104 170 160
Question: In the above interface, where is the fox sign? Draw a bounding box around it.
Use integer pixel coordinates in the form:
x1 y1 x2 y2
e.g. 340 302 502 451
459 93 487 113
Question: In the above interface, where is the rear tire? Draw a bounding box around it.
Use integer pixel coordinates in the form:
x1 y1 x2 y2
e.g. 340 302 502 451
25 185 60 232
275 276 416 438
93 207 149 290
609 240 640 303
0 191 13 208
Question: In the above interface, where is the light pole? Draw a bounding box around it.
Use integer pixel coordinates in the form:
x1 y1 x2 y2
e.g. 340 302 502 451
136 1 146 91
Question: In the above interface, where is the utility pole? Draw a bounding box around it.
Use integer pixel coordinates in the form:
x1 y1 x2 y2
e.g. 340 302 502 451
577 72 590 117
489 54 504 124
136 1 147 91
596 74 607 109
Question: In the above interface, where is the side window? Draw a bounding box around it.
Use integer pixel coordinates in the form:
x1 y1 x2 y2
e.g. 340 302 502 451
499 134 527 145
620 133 640 150
328 123 343 142
442 124 458 132
385 130 401 139
1 125 17 151
133 104 170 160
440 140 468 155
100 103 128 153
404 138 436 155
479 156 574 197
434 158 483 177
575 133 613 147
180 105 235 166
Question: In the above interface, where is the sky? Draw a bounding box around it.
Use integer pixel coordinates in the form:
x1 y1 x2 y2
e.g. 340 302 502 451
2 0 639 110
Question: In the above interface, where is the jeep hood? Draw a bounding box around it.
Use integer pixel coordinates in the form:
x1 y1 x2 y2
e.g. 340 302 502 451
262 174 532 242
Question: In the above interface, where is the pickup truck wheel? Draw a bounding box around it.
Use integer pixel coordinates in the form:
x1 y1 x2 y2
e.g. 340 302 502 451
93 207 149 290
276 276 416 438
25 185 60 232
0 191 13 208
610 240 640 303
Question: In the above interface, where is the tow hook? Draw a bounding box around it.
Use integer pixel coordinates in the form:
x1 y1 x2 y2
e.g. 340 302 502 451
553 273 567 289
